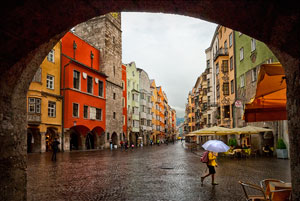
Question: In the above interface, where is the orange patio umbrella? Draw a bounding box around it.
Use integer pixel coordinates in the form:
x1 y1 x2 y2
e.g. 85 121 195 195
244 63 287 122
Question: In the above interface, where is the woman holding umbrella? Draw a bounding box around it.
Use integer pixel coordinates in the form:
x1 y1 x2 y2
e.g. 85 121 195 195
201 151 218 185
200 140 230 185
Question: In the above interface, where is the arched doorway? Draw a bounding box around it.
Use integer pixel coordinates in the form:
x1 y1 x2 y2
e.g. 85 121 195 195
85 132 96 150
27 127 41 153
92 127 105 149
70 130 80 151
111 132 118 147
45 128 59 152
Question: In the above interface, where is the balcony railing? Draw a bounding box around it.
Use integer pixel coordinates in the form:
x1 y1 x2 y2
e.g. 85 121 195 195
214 48 228 61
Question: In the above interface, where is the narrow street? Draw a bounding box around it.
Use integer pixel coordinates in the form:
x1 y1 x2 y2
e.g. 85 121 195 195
27 142 290 201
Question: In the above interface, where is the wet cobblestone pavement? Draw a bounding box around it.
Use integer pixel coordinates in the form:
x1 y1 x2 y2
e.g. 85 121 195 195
27 142 290 201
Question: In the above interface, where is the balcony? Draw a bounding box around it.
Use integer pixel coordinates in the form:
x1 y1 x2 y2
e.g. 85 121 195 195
27 113 41 124
147 113 152 120
214 48 228 61
140 112 146 119
140 99 146 106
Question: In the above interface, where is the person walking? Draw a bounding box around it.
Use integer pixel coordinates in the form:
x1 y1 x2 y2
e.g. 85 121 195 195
201 151 218 185
51 138 60 161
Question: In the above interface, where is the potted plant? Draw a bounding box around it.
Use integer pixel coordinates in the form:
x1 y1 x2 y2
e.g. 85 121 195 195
276 138 288 159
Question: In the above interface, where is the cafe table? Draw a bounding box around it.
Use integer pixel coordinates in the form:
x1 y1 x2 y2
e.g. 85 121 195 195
268 181 292 201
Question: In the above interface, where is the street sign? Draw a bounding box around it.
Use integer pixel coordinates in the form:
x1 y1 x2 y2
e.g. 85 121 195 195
235 100 243 108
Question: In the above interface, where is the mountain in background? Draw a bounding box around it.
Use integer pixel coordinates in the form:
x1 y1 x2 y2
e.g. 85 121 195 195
176 117 184 126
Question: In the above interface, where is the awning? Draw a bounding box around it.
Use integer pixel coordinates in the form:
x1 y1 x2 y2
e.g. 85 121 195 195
244 63 287 122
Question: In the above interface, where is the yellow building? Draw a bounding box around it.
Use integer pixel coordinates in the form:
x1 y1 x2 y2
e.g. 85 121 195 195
214 26 235 128
150 80 159 142
27 42 62 153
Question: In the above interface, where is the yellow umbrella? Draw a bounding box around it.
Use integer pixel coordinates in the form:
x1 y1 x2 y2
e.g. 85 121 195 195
191 126 235 135
232 125 273 134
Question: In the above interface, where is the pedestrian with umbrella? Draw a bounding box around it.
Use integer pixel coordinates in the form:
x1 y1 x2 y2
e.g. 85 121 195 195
200 140 229 185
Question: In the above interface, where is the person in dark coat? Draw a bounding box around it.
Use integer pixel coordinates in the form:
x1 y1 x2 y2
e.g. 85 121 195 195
51 138 60 161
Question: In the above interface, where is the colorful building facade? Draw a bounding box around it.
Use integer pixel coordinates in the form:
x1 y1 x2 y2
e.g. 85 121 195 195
61 32 107 151
27 42 63 153
122 64 128 141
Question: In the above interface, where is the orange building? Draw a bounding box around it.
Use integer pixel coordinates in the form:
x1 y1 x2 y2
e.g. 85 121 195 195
61 32 107 151
121 64 127 139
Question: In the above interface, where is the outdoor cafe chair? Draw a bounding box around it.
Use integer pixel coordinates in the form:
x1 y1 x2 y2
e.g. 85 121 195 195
260 179 284 200
269 189 292 201
239 181 268 201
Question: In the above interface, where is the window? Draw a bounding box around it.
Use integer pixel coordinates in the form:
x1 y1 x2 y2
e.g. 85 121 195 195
223 82 229 96
128 80 130 87
240 74 245 88
46 74 54 89
229 32 233 47
231 80 234 94
251 68 257 82
128 92 130 100
208 96 211 105
98 81 103 97
216 63 219 74
84 105 88 119
96 108 102 120
207 60 210 68
123 115 126 125
222 60 228 73
132 71 135 76
32 67 42 82
73 103 79 117
87 76 93 94
251 38 256 52
107 133 110 140
48 101 56 117
230 56 233 71
113 112 116 119
224 40 228 50
73 70 80 90
224 105 230 118
28 98 41 113
240 47 244 61
141 93 145 100
122 81 125 90
122 97 125 107
47 49 55 62
113 93 116 100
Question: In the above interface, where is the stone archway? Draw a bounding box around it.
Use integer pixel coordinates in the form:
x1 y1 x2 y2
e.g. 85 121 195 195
0 2 300 200
111 132 118 147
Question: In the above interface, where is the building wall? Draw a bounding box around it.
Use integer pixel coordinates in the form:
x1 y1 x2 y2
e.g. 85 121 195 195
125 62 140 134
151 80 159 141
122 65 127 138
61 32 106 150
27 42 62 153
73 13 123 148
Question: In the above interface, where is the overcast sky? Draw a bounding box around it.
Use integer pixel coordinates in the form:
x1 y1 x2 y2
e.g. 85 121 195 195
122 12 217 118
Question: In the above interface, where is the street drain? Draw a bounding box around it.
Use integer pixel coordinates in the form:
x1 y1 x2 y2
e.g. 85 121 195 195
160 163 174 169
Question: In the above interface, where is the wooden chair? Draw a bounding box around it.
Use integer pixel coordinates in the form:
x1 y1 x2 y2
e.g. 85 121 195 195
260 179 285 200
270 189 292 201
239 181 268 201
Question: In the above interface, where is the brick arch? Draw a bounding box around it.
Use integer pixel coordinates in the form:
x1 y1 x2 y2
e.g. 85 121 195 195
0 1 300 200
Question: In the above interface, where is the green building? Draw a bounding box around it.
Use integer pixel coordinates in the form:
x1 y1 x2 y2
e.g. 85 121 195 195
234 31 278 127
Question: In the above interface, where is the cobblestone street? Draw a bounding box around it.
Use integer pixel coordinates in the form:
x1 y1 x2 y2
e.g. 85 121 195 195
27 142 290 201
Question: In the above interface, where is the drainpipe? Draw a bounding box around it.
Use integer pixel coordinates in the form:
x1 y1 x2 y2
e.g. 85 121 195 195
61 53 71 152
233 30 237 128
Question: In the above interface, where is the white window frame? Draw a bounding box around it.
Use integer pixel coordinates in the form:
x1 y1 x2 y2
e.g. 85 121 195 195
98 80 104 97
83 105 89 119
240 47 244 61
96 108 102 120
46 74 55 89
251 68 257 82
47 49 55 63
48 101 56 117
87 76 93 94
240 74 245 88
229 32 233 47
28 98 36 113
72 103 79 118
251 38 256 52
73 70 81 90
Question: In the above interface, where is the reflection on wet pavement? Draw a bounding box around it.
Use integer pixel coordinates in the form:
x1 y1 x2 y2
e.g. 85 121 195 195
27 142 290 201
